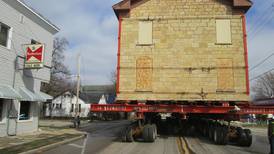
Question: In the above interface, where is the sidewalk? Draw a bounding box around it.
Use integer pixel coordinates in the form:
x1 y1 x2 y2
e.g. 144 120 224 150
0 120 89 154
39 119 90 128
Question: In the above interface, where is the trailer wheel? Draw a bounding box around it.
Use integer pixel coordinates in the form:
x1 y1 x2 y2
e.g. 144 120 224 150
126 127 134 142
152 124 158 139
209 124 214 140
202 125 208 137
213 126 223 144
244 129 252 147
122 132 127 142
236 127 247 146
221 126 228 145
121 127 128 142
143 125 155 142
148 125 156 142
143 125 149 142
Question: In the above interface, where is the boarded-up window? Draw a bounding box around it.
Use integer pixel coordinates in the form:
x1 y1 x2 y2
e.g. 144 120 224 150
136 57 152 91
216 19 232 44
217 59 234 91
138 21 153 45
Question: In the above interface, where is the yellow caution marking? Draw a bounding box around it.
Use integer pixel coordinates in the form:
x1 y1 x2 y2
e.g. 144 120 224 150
176 137 184 154
177 137 193 154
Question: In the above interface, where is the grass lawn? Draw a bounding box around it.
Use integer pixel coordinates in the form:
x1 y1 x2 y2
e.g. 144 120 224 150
0 133 81 154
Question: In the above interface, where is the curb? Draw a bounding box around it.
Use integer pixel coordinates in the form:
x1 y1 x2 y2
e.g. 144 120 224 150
20 133 87 154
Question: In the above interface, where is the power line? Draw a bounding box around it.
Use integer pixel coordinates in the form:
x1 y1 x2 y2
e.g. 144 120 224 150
248 4 274 41
250 68 274 81
249 51 274 72
248 4 273 33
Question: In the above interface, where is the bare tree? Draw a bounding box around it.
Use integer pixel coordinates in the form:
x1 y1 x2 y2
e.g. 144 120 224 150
252 72 274 100
41 37 74 97
108 70 117 94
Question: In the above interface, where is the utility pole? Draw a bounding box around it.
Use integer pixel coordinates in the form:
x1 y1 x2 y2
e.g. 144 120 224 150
75 54 81 117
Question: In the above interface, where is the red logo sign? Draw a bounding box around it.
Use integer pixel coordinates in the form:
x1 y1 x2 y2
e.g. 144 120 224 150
26 46 43 61
24 44 44 69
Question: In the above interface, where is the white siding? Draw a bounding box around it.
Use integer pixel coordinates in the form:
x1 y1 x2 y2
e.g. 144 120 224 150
46 93 90 118
0 0 54 87
0 0 56 136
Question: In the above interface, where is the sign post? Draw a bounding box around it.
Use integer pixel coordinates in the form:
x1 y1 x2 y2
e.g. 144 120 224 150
24 44 45 69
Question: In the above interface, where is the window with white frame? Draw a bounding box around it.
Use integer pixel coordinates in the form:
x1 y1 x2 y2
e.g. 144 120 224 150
0 99 3 121
19 101 31 120
0 23 10 47
138 21 153 45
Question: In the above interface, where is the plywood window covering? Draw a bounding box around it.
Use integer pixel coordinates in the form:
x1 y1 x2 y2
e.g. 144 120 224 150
217 59 234 91
136 57 152 91
138 21 153 45
216 19 232 44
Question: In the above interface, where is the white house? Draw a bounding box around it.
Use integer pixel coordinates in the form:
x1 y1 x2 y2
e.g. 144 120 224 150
45 92 91 118
0 0 58 137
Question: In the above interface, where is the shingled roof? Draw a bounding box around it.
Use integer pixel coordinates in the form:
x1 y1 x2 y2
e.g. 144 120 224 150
113 0 252 18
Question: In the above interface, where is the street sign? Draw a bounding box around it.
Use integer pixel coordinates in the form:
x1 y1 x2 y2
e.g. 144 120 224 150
24 44 44 69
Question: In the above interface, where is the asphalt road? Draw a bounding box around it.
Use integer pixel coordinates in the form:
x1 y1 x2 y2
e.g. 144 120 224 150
98 136 180 154
43 120 131 154
43 120 181 154
185 127 269 154
43 121 269 154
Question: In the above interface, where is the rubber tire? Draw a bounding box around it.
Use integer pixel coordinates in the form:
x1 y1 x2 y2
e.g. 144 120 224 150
122 134 127 142
203 126 208 137
237 127 247 146
152 124 157 140
121 128 128 142
143 125 155 142
147 125 155 142
209 124 214 140
244 129 252 147
221 126 228 145
214 126 223 145
143 125 149 142
126 127 134 142
213 127 218 144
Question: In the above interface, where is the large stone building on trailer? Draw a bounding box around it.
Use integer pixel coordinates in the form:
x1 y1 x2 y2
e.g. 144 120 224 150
113 0 252 103
0 0 58 136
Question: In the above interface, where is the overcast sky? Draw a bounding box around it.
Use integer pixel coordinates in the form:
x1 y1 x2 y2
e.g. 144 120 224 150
24 0 274 87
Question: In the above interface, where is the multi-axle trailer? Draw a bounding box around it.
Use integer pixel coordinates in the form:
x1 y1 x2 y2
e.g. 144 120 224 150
91 102 274 146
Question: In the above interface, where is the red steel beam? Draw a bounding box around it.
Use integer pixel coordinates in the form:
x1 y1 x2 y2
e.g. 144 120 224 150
90 104 274 115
